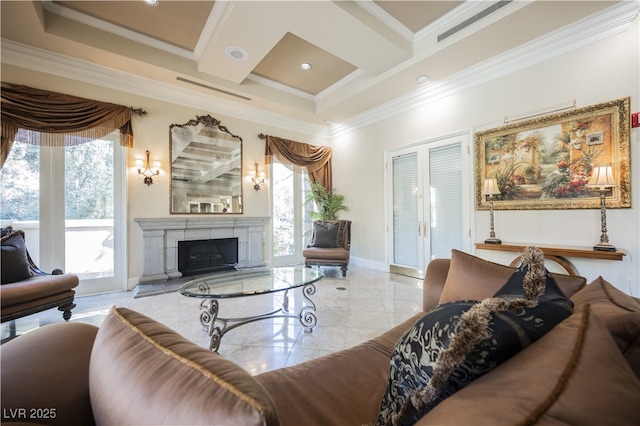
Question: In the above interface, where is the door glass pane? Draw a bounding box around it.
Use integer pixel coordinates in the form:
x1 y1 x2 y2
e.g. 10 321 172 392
392 152 418 268
64 139 114 278
429 143 462 259
273 162 294 257
0 142 41 263
301 177 313 248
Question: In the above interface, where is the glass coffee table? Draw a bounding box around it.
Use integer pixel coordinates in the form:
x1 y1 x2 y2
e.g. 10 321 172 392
179 266 323 351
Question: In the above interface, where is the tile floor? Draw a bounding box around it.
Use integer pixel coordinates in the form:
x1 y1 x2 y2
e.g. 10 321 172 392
1 265 423 375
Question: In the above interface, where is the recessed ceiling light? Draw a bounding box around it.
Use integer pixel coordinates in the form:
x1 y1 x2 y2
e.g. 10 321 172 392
142 0 158 6
224 46 249 61
324 119 333 125
300 63 312 70
417 75 429 84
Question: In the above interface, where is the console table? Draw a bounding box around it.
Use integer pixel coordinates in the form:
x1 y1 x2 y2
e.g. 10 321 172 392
475 242 626 276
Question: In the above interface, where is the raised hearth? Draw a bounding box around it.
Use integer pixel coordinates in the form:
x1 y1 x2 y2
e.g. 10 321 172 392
134 217 268 284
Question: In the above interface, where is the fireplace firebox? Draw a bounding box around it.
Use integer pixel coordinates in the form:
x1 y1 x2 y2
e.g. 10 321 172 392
178 238 238 276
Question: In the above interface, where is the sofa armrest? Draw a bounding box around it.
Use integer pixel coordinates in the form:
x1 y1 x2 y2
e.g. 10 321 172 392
1 322 99 425
256 314 421 426
422 258 450 312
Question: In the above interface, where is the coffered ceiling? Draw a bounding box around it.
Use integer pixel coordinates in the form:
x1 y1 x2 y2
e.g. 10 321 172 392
0 1 634 132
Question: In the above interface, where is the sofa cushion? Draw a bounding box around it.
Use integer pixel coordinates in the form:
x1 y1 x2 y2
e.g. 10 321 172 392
422 259 451 312
377 248 573 426
0 274 79 308
417 303 640 425
571 276 640 378
90 306 280 426
1 322 98 426
302 246 349 261
439 249 585 304
1 230 32 284
309 221 340 248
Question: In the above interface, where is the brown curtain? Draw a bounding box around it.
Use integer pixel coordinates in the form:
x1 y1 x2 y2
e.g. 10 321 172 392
1 82 135 168
263 135 332 190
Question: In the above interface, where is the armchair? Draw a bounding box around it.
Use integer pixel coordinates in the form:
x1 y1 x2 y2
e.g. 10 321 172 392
303 220 351 277
1 228 78 327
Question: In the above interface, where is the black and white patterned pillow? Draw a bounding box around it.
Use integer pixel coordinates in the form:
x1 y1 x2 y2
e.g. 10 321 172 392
377 249 573 426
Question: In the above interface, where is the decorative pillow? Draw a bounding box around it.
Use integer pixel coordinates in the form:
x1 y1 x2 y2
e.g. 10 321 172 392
1 230 32 284
309 221 340 248
439 249 585 304
420 304 640 425
571 276 640 378
90 307 280 426
376 247 573 426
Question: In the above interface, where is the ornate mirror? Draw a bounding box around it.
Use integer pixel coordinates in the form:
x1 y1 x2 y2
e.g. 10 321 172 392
170 115 243 214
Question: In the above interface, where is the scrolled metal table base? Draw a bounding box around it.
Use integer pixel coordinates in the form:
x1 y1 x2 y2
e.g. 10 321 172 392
199 283 318 352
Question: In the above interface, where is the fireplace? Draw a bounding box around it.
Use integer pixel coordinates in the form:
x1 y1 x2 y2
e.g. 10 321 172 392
178 238 238 276
134 217 268 284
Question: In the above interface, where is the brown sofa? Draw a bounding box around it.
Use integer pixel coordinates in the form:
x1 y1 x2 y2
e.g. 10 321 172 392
1 229 78 325
2 250 639 425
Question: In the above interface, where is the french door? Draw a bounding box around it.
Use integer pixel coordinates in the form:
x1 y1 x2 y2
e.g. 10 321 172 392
386 133 471 278
0 133 126 295
271 162 312 266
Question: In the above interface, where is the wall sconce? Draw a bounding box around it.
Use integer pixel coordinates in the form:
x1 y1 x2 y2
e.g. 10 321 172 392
136 150 160 186
586 165 616 251
249 162 265 191
482 178 502 244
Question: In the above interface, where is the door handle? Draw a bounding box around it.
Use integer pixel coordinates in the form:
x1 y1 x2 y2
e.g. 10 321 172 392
423 221 428 237
418 221 422 237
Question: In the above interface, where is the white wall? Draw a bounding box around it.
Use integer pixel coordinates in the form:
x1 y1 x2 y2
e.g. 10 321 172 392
332 17 640 296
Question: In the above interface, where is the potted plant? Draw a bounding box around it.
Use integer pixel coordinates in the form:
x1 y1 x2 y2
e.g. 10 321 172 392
305 180 349 220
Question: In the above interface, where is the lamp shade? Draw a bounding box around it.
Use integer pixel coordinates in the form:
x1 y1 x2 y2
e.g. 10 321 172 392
482 178 501 196
587 166 615 189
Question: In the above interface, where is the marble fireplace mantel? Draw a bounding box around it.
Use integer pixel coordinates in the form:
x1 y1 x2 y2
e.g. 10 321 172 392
134 217 269 283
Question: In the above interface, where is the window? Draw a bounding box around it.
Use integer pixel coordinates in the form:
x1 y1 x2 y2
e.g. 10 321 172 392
1 133 125 293
271 162 312 266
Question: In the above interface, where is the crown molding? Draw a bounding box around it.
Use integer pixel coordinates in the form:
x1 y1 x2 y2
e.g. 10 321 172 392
0 39 328 138
193 0 233 60
329 0 639 138
245 73 316 101
355 0 415 41
414 0 504 43
42 1 196 60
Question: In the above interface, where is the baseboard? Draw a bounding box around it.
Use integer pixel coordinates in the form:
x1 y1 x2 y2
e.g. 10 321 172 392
349 256 388 272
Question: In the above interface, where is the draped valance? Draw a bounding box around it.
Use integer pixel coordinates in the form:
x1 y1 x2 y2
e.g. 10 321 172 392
1 82 138 167
262 134 332 190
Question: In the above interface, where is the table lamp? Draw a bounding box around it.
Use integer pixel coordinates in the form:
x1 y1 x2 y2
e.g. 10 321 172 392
482 178 502 244
586 165 616 251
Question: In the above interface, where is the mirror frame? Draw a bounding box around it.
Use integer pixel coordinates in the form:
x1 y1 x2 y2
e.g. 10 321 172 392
169 115 243 214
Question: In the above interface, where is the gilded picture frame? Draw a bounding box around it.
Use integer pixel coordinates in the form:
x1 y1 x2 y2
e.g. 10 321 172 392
475 97 630 210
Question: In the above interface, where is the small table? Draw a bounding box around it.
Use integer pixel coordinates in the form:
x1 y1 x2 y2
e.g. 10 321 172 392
179 266 323 351
475 242 626 276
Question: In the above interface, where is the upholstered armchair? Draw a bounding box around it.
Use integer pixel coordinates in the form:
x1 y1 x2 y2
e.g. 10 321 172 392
1 227 78 327
303 220 351 277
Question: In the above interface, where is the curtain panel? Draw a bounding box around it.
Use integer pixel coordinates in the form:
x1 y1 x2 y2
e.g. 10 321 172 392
263 135 333 190
1 82 135 168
